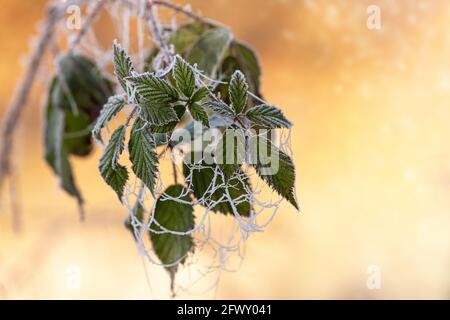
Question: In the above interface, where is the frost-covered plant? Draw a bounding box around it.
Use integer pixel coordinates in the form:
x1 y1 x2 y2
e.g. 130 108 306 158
1 1 298 292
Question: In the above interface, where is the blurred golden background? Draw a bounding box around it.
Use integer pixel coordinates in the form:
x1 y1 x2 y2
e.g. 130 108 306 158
0 0 449 299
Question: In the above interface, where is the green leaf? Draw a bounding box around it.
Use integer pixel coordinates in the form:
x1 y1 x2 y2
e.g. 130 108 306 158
150 184 195 287
188 103 209 127
230 41 262 98
246 104 292 129
190 87 209 103
207 100 235 117
99 125 129 201
149 104 186 133
253 142 298 210
44 80 83 206
187 27 233 77
214 41 262 108
139 102 179 126
93 95 126 143
56 54 113 117
183 153 251 217
229 70 248 114
63 111 93 157
113 41 135 92
129 120 159 194
170 22 212 54
128 72 179 104
173 56 196 97
124 202 145 242
214 129 246 179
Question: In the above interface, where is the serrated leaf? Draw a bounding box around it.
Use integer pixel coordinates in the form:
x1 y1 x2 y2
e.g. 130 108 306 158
253 141 298 210
139 101 179 126
129 120 159 194
44 81 83 207
214 129 246 179
191 87 209 103
150 184 195 288
128 73 178 104
56 54 113 117
188 103 209 127
215 41 262 108
124 202 145 242
93 95 126 143
229 70 248 114
99 125 128 201
173 56 196 97
183 152 251 217
246 104 292 129
150 104 186 133
64 111 93 157
187 27 233 77
207 100 235 117
113 41 135 92
170 22 212 54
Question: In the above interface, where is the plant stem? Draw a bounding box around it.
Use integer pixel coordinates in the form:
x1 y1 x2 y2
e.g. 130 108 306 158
147 0 173 63
0 4 62 191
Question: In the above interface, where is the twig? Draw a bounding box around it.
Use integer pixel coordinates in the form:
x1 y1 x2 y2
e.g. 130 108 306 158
118 0 214 26
0 5 60 192
146 0 173 63
125 106 138 126
152 0 216 25
0 1 85 192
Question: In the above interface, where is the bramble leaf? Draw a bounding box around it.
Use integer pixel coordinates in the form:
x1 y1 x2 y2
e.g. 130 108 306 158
64 112 93 157
93 95 126 143
214 129 246 179
187 27 233 77
173 56 196 97
206 100 235 117
129 119 159 194
246 104 292 129
99 125 128 201
183 153 251 217
139 102 179 126
190 87 209 103
45 85 83 207
215 42 262 108
56 54 113 117
188 103 209 127
128 73 179 103
229 70 248 114
253 141 298 210
113 41 135 92
149 104 186 133
150 184 195 288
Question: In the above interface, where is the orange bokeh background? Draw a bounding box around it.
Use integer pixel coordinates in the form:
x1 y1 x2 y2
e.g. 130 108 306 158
0 0 449 299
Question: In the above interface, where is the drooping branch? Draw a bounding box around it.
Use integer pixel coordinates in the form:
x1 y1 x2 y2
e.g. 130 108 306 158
0 0 92 192
0 5 60 191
